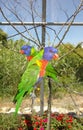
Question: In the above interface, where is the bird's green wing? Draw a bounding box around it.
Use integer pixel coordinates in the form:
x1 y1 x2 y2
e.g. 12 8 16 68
14 50 44 114
15 64 40 114
45 63 58 81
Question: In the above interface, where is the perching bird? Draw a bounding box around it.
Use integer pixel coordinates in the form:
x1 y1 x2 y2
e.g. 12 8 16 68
19 45 38 61
14 46 58 114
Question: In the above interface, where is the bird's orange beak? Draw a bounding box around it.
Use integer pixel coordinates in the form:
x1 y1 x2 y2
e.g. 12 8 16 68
53 53 59 60
19 50 24 54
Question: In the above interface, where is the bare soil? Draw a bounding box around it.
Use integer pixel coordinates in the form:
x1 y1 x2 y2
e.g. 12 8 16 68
0 94 83 114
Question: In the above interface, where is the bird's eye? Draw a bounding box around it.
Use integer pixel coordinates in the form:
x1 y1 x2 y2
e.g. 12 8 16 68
49 50 53 53
24 48 28 50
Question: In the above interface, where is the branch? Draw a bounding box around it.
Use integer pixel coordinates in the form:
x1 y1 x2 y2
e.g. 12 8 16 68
58 44 82 61
7 25 40 39
32 1 42 19
64 84 83 114
45 30 51 43
56 0 83 47
53 81 83 96
1 0 40 46
72 0 78 9
46 2 82 47
46 27 83 59
0 8 40 47
62 42 83 59
30 1 41 46
46 26 61 45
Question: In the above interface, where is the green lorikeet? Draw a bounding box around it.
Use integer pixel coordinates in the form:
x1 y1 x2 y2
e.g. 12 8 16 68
14 46 58 114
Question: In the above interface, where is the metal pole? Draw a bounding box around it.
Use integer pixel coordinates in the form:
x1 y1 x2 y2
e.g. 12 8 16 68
0 22 83 26
42 0 46 47
40 0 46 116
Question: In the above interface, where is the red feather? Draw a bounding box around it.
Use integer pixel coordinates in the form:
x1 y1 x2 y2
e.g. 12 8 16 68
39 60 48 77
26 56 34 61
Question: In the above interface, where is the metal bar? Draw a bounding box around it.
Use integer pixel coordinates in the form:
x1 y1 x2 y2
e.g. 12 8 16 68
0 22 83 26
40 0 46 116
42 0 46 46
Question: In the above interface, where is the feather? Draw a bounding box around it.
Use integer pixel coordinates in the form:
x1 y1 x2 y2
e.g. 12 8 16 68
46 63 57 81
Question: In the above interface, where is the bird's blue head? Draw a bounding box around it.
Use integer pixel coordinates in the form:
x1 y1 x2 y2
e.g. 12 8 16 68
20 45 32 56
43 47 58 61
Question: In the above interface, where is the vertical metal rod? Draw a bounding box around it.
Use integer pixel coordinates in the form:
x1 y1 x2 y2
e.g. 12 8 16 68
42 0 46 47
40 0 46 116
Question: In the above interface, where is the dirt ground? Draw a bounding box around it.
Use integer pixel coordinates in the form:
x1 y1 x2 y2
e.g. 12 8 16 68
0 94 83 115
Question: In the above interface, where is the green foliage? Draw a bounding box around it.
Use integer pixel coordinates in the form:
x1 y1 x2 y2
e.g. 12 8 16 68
0 38 28 98
7 39 26 50
76 64 83 82
0 29 7 47
0 113 21 130
56 44 83 84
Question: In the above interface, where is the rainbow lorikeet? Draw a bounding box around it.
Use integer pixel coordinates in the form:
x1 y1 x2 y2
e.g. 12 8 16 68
19 45 38 61
14 46 58 114
19 45 58 79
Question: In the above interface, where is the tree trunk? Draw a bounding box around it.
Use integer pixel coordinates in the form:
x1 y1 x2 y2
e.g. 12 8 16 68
47 77 52 130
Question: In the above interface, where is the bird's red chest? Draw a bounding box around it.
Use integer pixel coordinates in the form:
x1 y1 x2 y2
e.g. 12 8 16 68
39 60 48 77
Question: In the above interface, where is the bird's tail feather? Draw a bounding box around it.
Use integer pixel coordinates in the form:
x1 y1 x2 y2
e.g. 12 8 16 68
14 86 34 115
